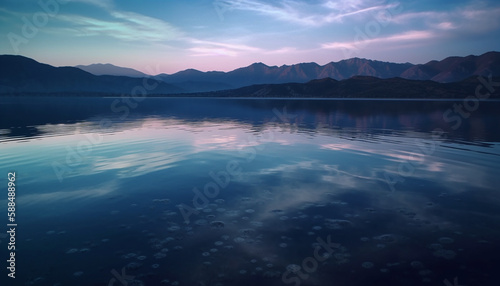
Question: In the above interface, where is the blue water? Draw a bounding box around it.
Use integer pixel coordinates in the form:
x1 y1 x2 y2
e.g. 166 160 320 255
0 97 499 286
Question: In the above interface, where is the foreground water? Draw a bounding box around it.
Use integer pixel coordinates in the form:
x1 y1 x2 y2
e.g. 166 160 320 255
0 97 499 286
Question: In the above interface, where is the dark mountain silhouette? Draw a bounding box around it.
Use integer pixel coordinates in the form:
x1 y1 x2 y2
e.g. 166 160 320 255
166 76 499 99
156 59 413 89
1 52 499 97
155 51 500 89
0 55 183 94
76 63 148 78
400 51 500 82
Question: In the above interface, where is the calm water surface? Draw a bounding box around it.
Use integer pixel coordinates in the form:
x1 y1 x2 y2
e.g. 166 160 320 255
0 97 499 286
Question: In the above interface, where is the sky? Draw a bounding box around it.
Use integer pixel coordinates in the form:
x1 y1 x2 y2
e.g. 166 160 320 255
1 0 500 74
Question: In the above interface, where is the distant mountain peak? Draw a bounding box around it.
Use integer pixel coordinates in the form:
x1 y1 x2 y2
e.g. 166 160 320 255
174 68 204 75
76 63 147 78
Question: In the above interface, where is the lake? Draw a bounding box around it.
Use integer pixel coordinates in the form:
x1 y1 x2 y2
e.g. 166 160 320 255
0 96 499 286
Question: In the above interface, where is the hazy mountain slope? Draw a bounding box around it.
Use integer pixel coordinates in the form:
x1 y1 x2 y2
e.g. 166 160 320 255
0 55 183 94
76 63 148 78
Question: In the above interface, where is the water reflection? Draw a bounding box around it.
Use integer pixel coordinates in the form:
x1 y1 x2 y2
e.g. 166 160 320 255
2 97 500 142
0 97 499 285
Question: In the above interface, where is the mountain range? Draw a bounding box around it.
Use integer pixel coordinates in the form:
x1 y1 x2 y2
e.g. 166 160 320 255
0 52 499 97
74 51 500 92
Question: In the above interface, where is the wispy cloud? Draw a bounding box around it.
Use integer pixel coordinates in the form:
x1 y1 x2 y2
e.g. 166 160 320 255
217 0 316 26
55 11 182 43
24 0 182 45
188 39 307 57
0 7 21 17
321 30 436 50
64 0 114 9
188 39 262 56
111 11 181 40
265 47 299 54
391 5 500 33
320 2 500 54
219 0 394 26
322 0 398 23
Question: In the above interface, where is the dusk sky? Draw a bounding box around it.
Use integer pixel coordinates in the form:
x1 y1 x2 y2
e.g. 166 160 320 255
1 0 500 74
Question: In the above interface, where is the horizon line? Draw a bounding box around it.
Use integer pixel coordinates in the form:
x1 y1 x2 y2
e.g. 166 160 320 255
2 50 497 76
